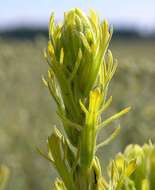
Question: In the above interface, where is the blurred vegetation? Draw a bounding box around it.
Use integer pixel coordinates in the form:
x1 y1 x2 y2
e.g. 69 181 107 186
0 165 9 190
124 142 155 190
108 142 155 190
0 37 155 190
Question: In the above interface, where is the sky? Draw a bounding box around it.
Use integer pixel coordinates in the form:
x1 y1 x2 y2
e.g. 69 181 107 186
1 0 155 33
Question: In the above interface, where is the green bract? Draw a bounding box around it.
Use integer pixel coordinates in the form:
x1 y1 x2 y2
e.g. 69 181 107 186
43 8 130 190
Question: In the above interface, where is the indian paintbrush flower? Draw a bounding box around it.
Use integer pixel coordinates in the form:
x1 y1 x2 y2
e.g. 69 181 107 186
42 8 131 190
108 142 155 190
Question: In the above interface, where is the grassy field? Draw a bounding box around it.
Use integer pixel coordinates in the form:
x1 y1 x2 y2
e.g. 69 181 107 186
0 37 155 189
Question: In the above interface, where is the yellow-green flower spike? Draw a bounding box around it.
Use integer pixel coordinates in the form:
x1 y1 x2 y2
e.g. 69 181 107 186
43 8 131 190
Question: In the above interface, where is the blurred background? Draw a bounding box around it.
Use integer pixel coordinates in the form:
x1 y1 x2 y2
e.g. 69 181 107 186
0 0 155 189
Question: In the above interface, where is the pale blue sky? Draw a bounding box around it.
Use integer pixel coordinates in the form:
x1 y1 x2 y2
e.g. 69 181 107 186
1 0 155 32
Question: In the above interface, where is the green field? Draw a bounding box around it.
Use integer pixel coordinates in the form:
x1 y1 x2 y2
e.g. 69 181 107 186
0 37 155 189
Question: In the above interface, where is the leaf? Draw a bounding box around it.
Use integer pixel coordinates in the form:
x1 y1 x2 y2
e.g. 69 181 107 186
98 107 131 130
89 89 102 113
96 126 120 151
98 96 112 115
125 159 137 177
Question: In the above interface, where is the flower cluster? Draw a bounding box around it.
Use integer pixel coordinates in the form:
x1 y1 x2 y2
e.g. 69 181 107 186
43 8 130 190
